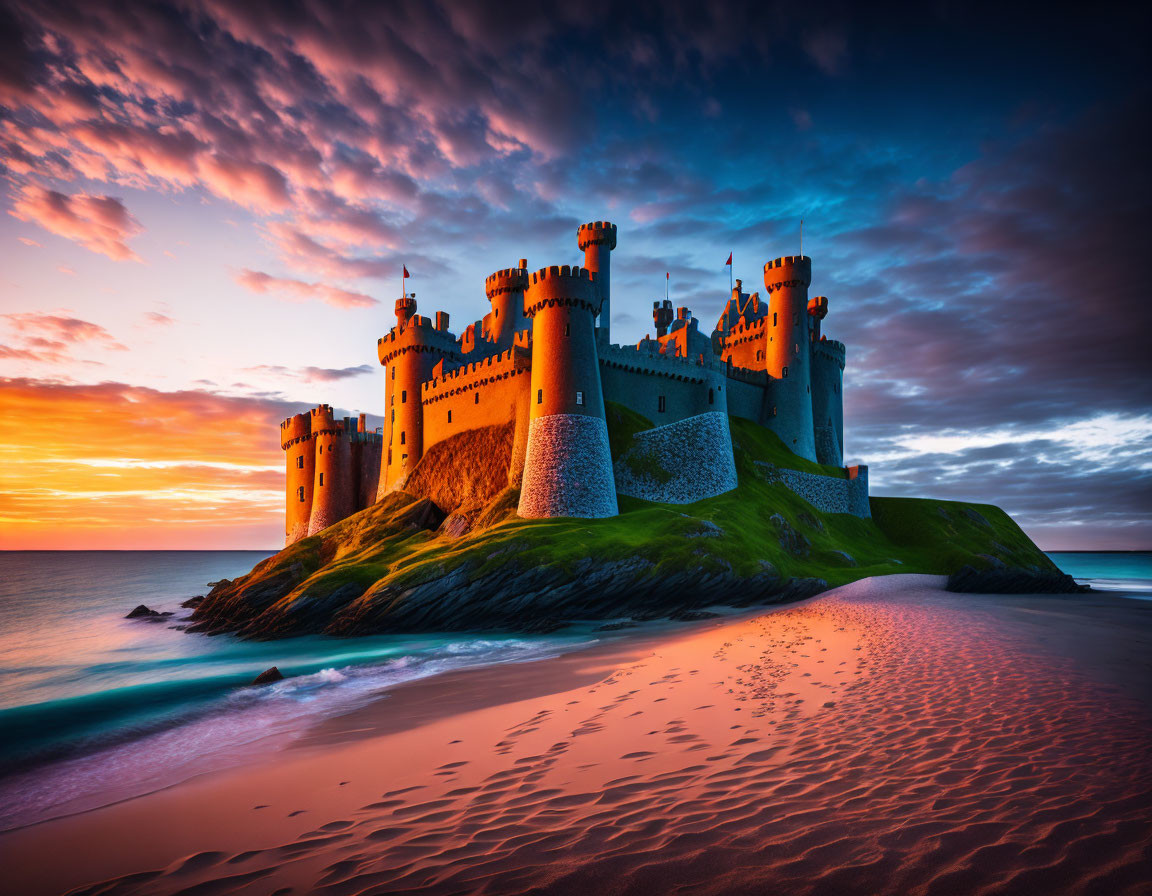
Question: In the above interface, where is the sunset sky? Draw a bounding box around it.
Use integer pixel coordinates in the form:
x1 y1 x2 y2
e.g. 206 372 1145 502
1 1 1149 550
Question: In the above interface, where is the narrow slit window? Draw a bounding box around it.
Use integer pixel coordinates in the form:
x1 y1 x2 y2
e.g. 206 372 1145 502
782 366 789 378
537 388 543 404
297 486 305 502
448 409 452 423
400 431 406 445
658 395 666 413
474 393 479 404
564 323 570 336
319 472 324 486
773 312 777 326
296 455 304 469
401 390 407 403
575 390 584 406
708 388 715 405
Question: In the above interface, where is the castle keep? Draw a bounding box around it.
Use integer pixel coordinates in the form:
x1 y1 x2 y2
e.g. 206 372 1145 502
280 221 861 545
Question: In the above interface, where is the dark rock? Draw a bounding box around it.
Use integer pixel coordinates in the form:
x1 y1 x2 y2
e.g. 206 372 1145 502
962 507 993 529
670 610 721 621
252 667 284 685
946 565 1089 594
769 514 810 558
126 604 161 619
829 550 856 567
181 595 206 608
798 511 825 533
596 621 639 631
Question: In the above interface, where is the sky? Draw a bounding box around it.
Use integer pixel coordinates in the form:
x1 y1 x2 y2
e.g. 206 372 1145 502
0 0 1149 550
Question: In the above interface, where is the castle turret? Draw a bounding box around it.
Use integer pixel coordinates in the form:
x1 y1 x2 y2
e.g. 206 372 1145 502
484 260 529 349
764 255 817 461
808 295 828 343
653 299 673 337
809 296 844 467
281 412 314 546
307 404 354 535
577 221 617 345
518 264 617 518
377 295 460 494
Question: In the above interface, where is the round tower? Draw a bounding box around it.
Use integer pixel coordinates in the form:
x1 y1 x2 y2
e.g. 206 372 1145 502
577 221 617 345
808 295 828 342
518 264 617 518
281 412 314 546
395 295 416 328
308 404 354 535
764 255 817 461
484 260 529 349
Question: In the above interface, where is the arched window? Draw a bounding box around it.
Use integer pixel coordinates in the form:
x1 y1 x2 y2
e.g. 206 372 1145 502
782 366 789 378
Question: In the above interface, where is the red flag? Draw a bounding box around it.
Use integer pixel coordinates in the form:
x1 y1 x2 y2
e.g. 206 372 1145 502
402 265 410 278
725 253 732 266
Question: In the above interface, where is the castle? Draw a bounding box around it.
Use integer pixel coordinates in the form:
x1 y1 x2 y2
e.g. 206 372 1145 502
280 221 861 546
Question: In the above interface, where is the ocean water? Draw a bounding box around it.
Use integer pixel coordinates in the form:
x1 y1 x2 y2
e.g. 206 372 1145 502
1048 551 1152 597
0 551 596 830
0 550 1147 832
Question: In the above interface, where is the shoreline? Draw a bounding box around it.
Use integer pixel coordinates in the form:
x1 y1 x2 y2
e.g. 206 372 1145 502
2 574 1150 895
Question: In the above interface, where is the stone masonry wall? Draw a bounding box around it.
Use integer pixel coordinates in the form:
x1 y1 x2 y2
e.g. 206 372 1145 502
518 414 618 518
614 411 738 504
754 461 870 518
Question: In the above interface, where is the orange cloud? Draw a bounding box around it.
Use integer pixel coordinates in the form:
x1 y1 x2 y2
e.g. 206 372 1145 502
235 269 378 309
0 378 301 549
9 185 143 261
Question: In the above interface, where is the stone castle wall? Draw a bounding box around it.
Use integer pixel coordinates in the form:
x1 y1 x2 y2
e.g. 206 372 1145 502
420 348 531 455
754 461 870 518
518 414 618 518
614 411 738 504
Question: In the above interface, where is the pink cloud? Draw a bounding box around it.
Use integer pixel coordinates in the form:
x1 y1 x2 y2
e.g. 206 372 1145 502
234 269 377 309
9 186 142 261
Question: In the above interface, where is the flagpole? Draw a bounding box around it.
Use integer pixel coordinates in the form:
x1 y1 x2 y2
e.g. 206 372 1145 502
730 252 733 294
800 219 803 257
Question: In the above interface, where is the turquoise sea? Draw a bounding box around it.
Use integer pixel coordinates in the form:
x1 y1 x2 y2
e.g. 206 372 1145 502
0 549 1147 830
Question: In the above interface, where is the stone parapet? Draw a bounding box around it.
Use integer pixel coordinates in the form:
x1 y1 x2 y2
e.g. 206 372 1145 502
754 461 870 518
614 411 737 504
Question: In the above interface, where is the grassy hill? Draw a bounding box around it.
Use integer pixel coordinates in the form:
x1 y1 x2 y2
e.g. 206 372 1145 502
190 408 1061 638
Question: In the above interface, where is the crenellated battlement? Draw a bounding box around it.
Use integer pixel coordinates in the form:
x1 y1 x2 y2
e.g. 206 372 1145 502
808 295 829 319
763 255 812 292
813 339 846 368
524 265 600 316
422 347 531 404
378 314 462 365
280 412 312 449
600 342 720 383
484 265 529 298
577 220 617 251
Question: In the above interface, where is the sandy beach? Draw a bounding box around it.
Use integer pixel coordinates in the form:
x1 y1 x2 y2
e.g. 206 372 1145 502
2 574 1150 896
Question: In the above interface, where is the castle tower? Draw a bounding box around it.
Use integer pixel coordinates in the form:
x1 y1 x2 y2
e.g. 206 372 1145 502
484 260 529 349
653 299 673 337
518 265 618 518
808 296 844 466
377 295 460 494
281 412 314 546
764 255 817 461
577 221 617 345
307 404 354 535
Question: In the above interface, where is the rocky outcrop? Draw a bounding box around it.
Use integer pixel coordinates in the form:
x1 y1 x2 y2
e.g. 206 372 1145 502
946 565 1088 594
326 558 827 636
614 411 737 504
